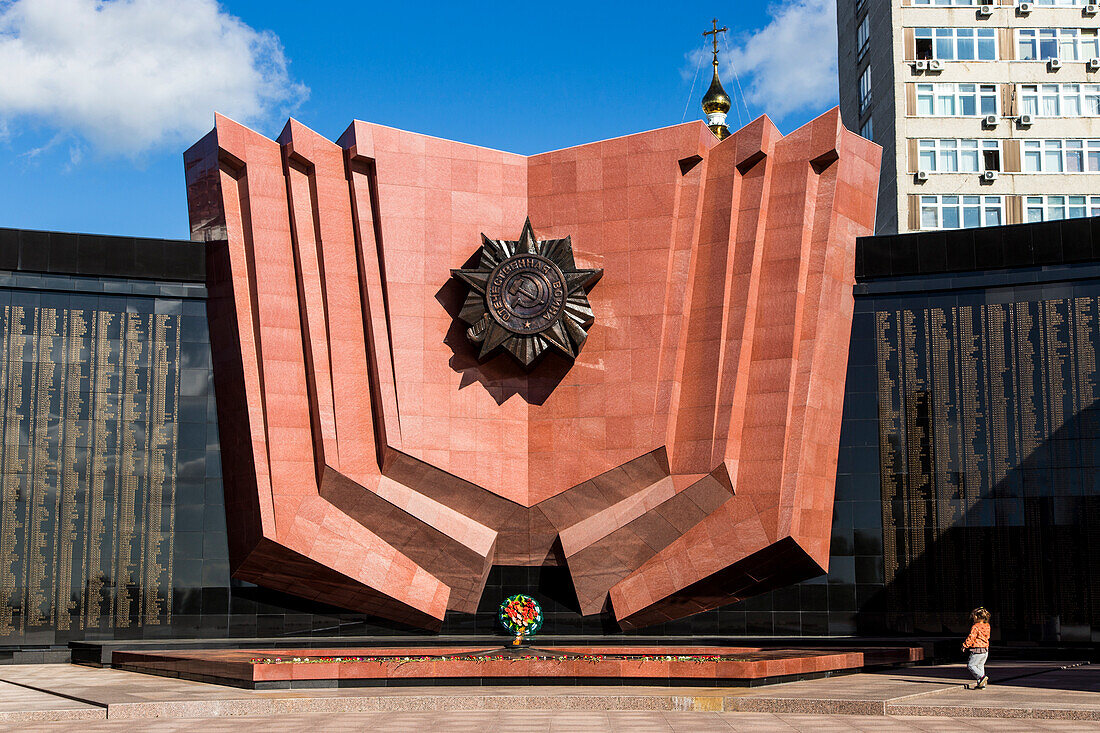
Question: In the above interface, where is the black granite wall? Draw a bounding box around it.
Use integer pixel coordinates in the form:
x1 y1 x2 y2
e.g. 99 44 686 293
1 220 1098 646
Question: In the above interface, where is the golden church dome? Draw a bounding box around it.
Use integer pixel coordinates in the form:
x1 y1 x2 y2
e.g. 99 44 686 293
701 65 731 116
701 19 732 140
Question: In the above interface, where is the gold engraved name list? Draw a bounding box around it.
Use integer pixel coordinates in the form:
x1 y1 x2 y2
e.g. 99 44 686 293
0 305 182 638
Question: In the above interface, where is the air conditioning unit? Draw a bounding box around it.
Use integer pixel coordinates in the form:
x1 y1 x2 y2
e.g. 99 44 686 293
929 59 944 71
916 170 930 182
1018 114 1034 126
1018 2 1033 13
982 170 997 182
978 4 994 16
1088 57 1100 71
914 60 928 71
984 114 999 127
1049 58 1063 71
1085 4 1099 15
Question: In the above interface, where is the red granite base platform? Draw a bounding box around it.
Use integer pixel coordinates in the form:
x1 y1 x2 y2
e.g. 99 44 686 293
111 645 924 689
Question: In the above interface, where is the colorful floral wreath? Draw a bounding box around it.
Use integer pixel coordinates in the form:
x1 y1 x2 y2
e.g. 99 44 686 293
498 594 543 641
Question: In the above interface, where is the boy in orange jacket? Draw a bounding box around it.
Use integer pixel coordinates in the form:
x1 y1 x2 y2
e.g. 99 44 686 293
962 607 991 689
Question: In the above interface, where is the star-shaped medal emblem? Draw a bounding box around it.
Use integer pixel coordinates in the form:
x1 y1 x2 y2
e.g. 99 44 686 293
451 218 602 368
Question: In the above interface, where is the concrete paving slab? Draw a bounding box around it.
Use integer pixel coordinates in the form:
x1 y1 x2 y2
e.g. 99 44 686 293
0 661 1093 723
11 709 1100 732
0 663 739 717
887 664 1100 720
0 679 103 723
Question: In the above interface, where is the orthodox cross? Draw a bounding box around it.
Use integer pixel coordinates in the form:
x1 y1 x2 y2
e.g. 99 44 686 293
703 18 728 60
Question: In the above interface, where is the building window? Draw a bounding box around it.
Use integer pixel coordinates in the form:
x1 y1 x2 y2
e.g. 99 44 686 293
920 195 1004 229
1025 195 1100 222
912 0 979 6
918 139 1002 172
1018 29 1099 61
916 32 933 61
915 83 998 117
857 16 870 60
1023 140 1100 172
983 144 1001 172
1026 0 1091 7
1020 84 1100 116
860 66 872 113
916 28 997 61
860 117 873 140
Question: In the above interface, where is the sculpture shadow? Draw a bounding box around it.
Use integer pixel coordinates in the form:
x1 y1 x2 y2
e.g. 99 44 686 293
881 660 1100 693
223 581 430 637
434 262 572 406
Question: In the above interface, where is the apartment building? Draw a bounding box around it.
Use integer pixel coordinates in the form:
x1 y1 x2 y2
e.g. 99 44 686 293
838 0 1100 234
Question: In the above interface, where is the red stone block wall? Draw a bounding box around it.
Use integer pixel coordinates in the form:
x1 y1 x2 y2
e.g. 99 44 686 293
184 110 880 630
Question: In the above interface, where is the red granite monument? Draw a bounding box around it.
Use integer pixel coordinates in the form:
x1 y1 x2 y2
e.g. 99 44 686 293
183 104 880 631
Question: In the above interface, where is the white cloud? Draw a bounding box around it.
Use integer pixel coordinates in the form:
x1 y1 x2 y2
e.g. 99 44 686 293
709 0 838 123
0 0 307 156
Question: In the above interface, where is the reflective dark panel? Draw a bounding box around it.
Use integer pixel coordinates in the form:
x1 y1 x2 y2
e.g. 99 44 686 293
870 287 1100 641
0 288 191 643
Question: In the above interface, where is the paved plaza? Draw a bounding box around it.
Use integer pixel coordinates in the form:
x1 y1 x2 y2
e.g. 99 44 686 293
11 710 1100 732
0 660 1094 730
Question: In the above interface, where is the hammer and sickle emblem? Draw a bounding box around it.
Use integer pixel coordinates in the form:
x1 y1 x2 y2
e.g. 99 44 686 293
508 276 542 308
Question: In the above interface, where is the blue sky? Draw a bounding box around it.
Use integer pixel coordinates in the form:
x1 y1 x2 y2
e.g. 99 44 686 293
0 0 838 240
